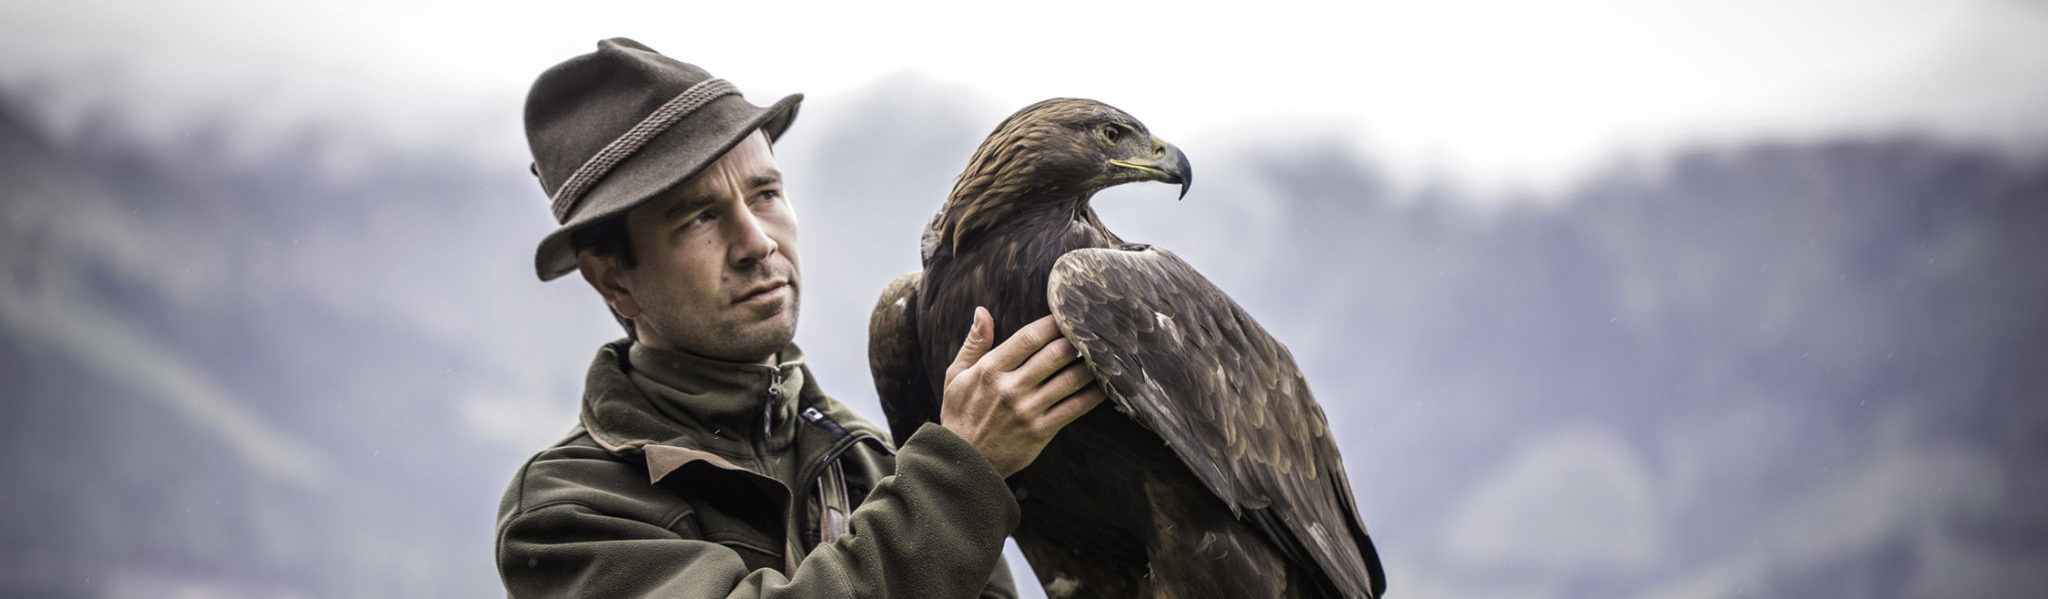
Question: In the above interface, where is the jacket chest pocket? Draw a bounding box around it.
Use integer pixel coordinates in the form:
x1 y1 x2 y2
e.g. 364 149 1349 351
659 472 791 574
687 507 786 573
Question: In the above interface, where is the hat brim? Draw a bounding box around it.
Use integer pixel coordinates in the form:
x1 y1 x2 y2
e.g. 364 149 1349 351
534 92 802 281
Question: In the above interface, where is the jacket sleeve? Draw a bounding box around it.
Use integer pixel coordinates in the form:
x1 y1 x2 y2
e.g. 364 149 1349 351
498 423 1022 599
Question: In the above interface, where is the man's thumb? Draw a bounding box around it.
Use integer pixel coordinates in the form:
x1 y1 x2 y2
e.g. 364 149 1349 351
951 306 993 368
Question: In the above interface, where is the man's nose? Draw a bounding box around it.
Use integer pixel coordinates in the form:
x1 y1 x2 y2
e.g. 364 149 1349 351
726 209 778 265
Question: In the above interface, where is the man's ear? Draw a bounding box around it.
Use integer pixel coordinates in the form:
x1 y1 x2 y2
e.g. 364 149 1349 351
576 248 642 319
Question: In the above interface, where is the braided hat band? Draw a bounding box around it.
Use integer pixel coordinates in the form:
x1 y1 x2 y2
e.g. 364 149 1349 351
549 78 739 222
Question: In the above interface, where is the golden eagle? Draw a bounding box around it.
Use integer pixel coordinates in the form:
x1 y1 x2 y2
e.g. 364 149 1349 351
868 99 1385 598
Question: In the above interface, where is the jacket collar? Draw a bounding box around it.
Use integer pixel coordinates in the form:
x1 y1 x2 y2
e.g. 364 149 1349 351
580 338 803 454
578 339 885 483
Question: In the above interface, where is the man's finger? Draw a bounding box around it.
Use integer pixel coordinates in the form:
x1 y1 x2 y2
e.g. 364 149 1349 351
944 307 994 388
1020 359 1093 412
980 314 1064 374
1011 337 1082 391
1042 384 1108 431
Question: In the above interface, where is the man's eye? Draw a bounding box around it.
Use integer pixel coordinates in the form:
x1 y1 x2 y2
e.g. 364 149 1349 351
686 212 714 227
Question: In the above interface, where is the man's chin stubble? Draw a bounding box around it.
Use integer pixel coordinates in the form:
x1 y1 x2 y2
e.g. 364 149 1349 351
720 301 799 360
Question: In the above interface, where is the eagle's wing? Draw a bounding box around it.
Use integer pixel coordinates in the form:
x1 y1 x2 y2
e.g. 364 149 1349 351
1047 246 1385 598
868 271 936 446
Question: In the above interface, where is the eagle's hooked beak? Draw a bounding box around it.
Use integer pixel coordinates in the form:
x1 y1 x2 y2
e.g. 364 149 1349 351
1160 142 1192 200
1109 140 1194 200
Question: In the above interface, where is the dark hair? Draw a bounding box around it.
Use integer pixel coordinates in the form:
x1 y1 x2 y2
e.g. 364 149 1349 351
569 217 640 340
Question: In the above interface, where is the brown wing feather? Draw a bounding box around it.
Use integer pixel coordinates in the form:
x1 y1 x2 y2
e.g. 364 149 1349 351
868 271 934 446
1047 246 1384 598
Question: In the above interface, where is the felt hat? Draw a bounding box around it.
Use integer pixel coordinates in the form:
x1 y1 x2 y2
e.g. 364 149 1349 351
526 37 801 281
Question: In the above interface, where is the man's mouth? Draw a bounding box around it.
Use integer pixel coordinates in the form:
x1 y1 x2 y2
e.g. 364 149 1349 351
736 279 790 306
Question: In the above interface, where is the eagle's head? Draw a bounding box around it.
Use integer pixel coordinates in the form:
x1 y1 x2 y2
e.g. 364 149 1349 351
933 98 1193 255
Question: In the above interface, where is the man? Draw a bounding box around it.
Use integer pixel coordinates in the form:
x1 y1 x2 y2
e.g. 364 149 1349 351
496 38 1106 598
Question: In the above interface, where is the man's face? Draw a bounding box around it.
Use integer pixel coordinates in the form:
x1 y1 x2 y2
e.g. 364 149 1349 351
582 131 801 363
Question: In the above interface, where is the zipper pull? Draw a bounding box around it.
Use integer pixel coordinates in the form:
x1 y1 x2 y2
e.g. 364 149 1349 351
764 373 783 439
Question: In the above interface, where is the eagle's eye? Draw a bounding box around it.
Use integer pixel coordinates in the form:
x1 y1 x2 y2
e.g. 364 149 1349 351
1101 124 1122 144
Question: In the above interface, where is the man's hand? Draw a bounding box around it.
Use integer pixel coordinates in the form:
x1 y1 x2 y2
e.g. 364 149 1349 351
941 307 1108 478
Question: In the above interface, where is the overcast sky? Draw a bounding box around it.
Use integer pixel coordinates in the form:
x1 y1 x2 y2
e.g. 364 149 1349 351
3 0 2045 195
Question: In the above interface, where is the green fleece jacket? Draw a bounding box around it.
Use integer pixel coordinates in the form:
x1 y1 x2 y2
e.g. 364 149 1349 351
496 340 1020 598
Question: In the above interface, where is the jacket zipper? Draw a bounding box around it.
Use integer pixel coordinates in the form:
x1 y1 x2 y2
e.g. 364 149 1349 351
763 370 800 570
763 371 782 442
758 371 782 529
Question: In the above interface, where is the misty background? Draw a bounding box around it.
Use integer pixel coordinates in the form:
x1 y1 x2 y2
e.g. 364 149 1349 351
4 2 2047 598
